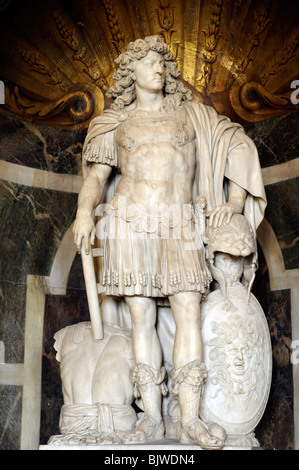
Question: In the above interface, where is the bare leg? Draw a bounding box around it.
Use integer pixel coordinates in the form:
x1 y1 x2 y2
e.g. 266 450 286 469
122 296 165 442
169 292 203 369
125 296 161 368
169 292 225 449
99 295 120 325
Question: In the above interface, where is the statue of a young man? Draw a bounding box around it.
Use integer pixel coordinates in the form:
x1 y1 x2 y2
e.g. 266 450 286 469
73 36 266 449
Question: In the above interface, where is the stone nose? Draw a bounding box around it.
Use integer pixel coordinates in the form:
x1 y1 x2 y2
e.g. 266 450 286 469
235 240 246 251
236 348 243 360
154 63 164 74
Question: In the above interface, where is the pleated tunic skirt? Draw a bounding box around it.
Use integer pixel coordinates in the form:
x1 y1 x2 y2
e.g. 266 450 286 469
95 198 211 298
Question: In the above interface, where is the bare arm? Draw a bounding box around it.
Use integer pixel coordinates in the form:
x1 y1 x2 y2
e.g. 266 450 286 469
73 163 112 254
208 180 247 228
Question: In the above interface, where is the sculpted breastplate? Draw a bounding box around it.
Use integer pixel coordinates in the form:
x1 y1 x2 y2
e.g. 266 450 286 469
115 107 195 153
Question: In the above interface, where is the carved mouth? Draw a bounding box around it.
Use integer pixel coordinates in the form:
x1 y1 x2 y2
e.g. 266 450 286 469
234 361 245 369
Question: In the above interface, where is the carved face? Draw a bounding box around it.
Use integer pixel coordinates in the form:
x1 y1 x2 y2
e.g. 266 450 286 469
213 225 255 257
133 50 166 93
225 341 252 376
207 213 256 259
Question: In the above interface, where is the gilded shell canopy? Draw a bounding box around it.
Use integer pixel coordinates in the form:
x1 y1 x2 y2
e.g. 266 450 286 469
0 0 298 129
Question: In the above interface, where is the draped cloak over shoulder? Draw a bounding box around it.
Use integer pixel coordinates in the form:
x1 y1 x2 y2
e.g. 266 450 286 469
184 101 266 234
82 101 267 235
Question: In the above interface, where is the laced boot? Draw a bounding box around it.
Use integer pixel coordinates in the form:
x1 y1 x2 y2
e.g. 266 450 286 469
172 360 226 450
123 363 168 443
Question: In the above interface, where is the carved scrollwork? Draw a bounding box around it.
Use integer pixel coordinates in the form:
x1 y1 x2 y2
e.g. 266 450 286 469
4 82 103 128
227 1 299 121
0 0 298 127
239 82 295 111
230 80 298 122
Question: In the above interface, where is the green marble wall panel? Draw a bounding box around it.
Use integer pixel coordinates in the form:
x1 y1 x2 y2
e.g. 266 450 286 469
245 112 299 168
0 114 84 449
0 114 84 175
0 385 22 450
0 181 78 362
253 248 293 450
264 179 299 270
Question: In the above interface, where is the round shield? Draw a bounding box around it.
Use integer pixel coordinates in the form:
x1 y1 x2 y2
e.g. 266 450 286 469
199 286 272 435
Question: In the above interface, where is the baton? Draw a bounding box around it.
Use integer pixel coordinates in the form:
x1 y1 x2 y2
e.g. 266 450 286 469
81 239 103 340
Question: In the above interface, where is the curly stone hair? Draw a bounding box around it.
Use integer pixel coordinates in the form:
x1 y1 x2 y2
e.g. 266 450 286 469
106 35 192 111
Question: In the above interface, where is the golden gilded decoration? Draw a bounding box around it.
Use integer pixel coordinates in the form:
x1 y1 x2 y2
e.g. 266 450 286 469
261 34 299 85
17 47 70 92
239 82 294 111
0 0 298 128
197 0 223 94
103 0 130 55
156 0 180 62
52 12 106 87
236 1 271 76
4 82 102 127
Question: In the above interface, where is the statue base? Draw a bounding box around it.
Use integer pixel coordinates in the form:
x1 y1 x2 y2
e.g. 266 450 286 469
39 436 262 451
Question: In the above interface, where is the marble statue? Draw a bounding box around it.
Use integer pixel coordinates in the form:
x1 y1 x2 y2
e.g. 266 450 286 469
49 321 137 446
66 35 267 450
166 213 272 448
